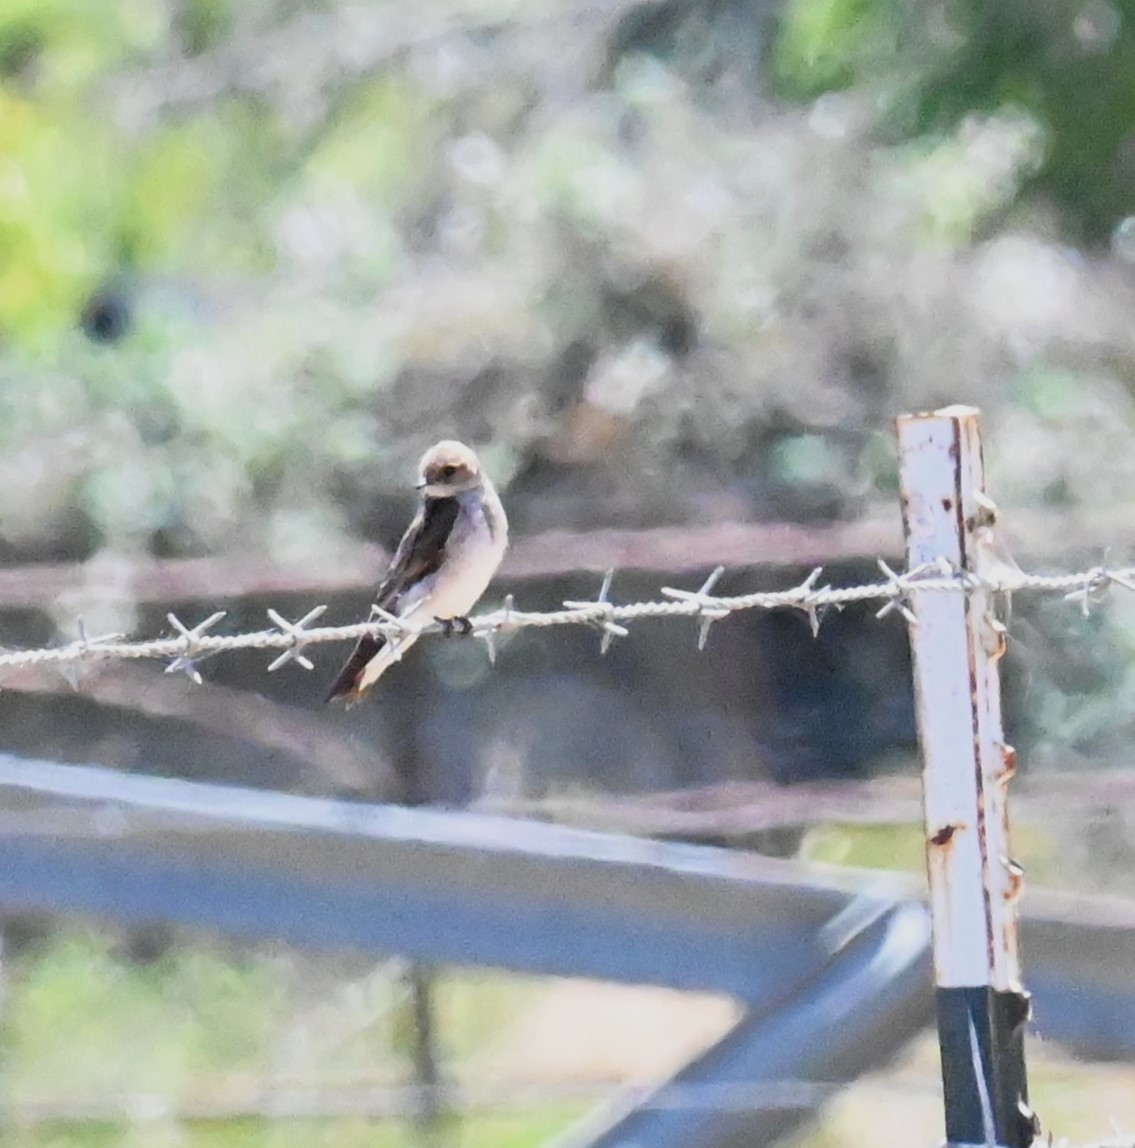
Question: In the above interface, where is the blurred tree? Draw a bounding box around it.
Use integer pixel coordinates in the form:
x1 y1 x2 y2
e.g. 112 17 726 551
0 0 1133 786
775 0 1135 244
0 0 1132 562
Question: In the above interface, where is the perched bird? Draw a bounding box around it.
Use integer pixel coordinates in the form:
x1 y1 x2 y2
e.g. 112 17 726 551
324 440 508 705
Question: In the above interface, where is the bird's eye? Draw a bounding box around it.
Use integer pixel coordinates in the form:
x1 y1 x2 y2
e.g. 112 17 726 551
440 465 457 479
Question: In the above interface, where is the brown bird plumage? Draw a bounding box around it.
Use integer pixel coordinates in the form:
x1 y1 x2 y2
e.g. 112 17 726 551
325 441 508 704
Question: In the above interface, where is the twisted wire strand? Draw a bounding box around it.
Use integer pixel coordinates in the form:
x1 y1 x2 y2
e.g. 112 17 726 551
0 561 1130 678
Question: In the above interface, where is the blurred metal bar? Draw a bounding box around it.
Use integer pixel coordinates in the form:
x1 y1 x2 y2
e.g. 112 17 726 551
0 754 885 1007
1 754 1135 1056
566 898 1135 1148
3 753 1135 1148
1022 889 1135 1061
565 902 933 1148
0 517 903 610
1 503 1132 611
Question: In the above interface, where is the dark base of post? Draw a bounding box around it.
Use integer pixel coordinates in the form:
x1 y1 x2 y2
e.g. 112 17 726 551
935 986 1039 1148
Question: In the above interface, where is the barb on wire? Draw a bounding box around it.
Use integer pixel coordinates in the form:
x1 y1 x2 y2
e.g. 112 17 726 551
60 618 128 690
874 560 919 625
370 602 422 636
480 594 514 665
662 566 729 649
265 605 327 672
1 559 1134 684
165 611 227 684
77 617 127 653
563 569 629 655
788 567 830 637
1061 565 1135 617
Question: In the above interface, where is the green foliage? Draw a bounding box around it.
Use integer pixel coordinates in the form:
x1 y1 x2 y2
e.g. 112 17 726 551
775 0 1135 242
0 927 584 1147
773 0 898 98
801 822 925 870
0 4 301 345
2 930 288 1096
175 0 236 58
306 77 437 213
888 0 1135 242
2 1112 584 1148
0 91 115 343
0 1 154 341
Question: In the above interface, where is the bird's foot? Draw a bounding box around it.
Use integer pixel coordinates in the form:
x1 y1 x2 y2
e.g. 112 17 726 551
439 616 474 637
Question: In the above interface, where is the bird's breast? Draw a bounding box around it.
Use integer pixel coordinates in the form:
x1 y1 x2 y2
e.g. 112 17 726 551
415 502 506 620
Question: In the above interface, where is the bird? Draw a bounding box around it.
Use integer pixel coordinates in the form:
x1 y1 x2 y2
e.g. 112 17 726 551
324 440 508 705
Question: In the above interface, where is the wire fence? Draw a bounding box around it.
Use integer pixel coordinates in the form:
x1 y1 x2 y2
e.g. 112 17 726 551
0 557 1133 684
3 407 1132 1148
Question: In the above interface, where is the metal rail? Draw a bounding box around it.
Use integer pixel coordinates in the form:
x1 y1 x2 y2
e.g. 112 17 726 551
1 755 1133 1145
0 755 877 1004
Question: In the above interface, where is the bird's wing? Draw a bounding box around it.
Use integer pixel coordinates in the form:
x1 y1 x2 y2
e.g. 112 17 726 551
373 495 462 609
324 496 460 703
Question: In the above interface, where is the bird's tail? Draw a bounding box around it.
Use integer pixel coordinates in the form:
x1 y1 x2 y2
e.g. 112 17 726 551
324 631 421 706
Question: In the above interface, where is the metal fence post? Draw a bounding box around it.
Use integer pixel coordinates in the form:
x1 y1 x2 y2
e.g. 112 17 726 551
897 406 1038 1148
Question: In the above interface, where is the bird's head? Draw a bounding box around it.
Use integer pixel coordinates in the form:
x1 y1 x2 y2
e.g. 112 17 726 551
416 440 484 497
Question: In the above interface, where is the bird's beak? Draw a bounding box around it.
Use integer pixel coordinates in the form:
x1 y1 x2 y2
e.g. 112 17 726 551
415 477 427 491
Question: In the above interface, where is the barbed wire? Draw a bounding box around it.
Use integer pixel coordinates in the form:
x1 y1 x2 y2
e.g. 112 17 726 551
0 558 1133 684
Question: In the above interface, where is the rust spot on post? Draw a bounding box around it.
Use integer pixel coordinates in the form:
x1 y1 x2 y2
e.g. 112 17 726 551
988 619 1009 662
930 823 962 847
1004 858 1026 903
1000 743 1018 782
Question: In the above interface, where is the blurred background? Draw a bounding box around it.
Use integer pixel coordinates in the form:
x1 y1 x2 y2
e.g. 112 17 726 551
4 0 1135 1144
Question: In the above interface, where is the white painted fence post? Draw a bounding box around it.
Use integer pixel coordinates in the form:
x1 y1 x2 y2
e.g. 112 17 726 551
897 406 1038 1148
